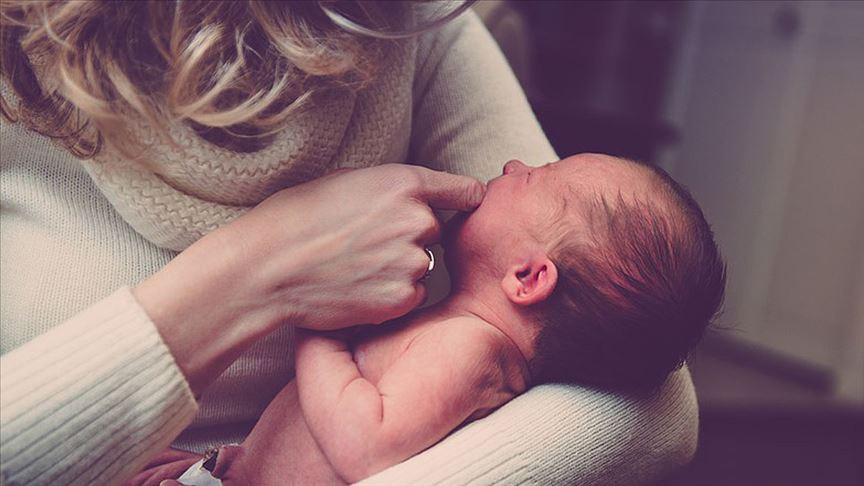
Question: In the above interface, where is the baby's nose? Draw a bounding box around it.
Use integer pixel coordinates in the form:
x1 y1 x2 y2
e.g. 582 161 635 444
503 159 527 175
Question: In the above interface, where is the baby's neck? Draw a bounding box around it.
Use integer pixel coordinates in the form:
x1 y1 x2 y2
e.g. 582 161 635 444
425 290 537 364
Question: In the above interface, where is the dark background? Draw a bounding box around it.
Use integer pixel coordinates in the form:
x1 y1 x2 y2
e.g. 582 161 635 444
515 0 684 162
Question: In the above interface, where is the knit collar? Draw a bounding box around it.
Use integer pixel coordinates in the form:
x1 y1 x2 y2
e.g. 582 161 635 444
80 39 415 251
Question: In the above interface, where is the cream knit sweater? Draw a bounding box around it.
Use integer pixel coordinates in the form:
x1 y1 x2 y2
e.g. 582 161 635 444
0 10 698 486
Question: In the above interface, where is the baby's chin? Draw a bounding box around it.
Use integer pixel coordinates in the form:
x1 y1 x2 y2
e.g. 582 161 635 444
442 185 490 239
441 210 488 279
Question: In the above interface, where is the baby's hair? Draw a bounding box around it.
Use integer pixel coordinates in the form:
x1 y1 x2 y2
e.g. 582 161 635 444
529 161 726 392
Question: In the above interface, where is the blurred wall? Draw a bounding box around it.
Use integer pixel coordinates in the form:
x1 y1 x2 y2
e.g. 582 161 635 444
658 0 864 406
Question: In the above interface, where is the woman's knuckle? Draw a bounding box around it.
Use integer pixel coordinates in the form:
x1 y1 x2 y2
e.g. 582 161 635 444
413 283 427 304
395 167 423 191
404 254 424 276
427 216 442 236
420 210 439 230
405 211 433 233
397 283 417 304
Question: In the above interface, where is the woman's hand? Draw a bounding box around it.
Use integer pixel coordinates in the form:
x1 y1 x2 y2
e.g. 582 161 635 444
133 163 484 395
223 163 484 329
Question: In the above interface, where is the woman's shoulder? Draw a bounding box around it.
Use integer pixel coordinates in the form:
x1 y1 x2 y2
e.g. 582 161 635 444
413 7 486 68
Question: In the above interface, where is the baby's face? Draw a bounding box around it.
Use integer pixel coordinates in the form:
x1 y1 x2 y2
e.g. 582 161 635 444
444 154 654 273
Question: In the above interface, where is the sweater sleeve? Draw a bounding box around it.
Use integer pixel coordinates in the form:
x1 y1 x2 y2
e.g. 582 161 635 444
408 9 558 183
359 368 699 486
0 287 199 486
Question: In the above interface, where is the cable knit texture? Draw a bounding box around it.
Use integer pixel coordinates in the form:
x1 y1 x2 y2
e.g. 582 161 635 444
81 39 414 252
0 8 697 486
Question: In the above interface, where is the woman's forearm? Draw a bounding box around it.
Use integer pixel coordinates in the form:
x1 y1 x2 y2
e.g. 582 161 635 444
132 225 290 398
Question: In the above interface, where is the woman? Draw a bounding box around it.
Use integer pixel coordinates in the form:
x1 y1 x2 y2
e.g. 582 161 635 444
0 2 697 485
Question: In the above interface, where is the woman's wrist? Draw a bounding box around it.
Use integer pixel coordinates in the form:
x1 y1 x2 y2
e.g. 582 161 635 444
133 227 289 397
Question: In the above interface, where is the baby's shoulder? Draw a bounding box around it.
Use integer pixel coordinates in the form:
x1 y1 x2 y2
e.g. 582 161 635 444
412 317 512 365
426 318 530 398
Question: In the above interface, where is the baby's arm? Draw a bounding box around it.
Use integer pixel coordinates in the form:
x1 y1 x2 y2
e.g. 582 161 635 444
295 325 510 484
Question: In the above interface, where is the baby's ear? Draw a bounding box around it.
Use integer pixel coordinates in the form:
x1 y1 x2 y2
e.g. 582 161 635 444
500 255 558 306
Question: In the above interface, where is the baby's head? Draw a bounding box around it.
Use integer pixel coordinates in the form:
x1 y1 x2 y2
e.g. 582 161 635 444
444 154 726 391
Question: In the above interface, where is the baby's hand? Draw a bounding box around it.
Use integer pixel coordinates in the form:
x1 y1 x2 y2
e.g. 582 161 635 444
123 447 200 486
155 446 251 486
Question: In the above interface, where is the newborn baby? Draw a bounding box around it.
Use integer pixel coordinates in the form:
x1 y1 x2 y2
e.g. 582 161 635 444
131 153 725 485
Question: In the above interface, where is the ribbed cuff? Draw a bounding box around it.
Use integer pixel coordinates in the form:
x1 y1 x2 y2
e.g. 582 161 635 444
0 287 199 486
357 371 696 486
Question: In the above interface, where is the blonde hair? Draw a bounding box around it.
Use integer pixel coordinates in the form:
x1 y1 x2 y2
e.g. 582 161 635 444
0 1 470 158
